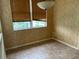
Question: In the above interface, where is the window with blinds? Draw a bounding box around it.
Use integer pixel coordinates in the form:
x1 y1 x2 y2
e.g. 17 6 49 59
11 0 47 31
32 0 46 20
10 0 30 21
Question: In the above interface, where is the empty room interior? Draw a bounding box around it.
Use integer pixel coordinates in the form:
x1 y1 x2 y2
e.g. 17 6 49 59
1 0 79 59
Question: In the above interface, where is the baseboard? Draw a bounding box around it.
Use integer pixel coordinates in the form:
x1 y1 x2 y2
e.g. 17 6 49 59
6 38 51 51
6 36 79 51
52 37 79 50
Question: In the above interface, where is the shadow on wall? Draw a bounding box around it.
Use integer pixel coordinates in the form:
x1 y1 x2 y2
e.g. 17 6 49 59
53 0 79 48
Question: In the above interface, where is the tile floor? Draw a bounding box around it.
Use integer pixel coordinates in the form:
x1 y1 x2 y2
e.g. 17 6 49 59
7 40 79 59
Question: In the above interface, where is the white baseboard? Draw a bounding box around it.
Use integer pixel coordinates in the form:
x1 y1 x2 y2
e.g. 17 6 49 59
6 38 51 51
6 36 79 51
52 37 79 50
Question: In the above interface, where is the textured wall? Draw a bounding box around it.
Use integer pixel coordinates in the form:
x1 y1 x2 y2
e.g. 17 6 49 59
53 0 79 47
0 21 2 32
12 28 50 48
0 0 14 49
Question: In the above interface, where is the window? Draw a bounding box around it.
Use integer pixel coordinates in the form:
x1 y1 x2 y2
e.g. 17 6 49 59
13 20 47 31
10 0 30 21
32 21 47 28
13 21 31 31
11 0 47 31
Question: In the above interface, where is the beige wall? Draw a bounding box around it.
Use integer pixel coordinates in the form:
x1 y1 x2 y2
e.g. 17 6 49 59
0 22 2 32
0 0 15 49
0 0 53 49
0 12 2 32
53 0 79 47
13 28 50 48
